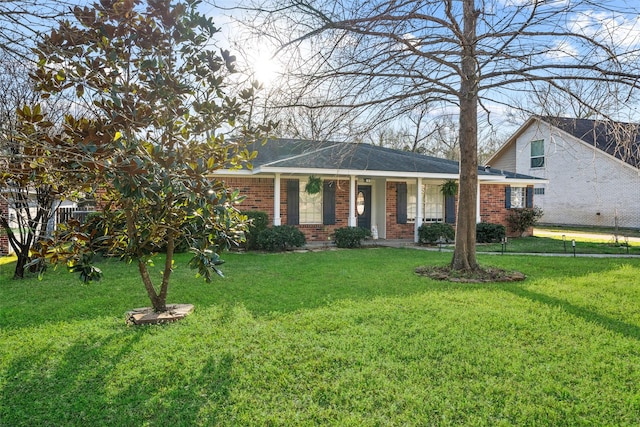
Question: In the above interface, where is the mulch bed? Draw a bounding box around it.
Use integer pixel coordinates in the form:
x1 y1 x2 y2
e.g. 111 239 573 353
415 266 526 283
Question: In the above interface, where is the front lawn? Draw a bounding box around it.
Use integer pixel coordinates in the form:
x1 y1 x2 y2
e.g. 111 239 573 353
480 235 640 255
2 249 640 425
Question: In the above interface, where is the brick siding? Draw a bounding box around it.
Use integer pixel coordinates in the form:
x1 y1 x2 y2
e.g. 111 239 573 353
385 181 415 239
222 177 532 243
480 183 534 237
0 178 532 250
223 177 275 218
225 177 353 242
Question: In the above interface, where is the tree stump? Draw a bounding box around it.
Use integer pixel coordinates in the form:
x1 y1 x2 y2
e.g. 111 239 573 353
126 304 194 325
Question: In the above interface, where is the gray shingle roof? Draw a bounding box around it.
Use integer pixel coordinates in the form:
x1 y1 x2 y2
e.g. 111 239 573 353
539 116 640 168
248 138 540 180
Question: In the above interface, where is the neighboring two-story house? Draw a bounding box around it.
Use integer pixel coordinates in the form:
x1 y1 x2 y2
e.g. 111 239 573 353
487 116 640 228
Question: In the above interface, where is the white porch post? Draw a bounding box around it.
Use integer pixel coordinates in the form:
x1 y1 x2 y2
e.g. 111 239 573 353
476 182 482 223
349 175 357 227
273 173 282 226
415 177 423 242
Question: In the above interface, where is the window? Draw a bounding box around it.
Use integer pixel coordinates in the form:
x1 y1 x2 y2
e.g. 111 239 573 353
510 186 526 208
530 140 544 168
299 180 322 224
534 187 545 195
423 185 444 222
505 186 533 209
407 183 417 223
406 183 444 223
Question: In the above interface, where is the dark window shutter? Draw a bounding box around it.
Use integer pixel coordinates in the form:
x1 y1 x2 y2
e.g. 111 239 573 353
323 180 336 225
287 180 299 225
445 195 456 224
526 187 533 208
505 186 511 209
397 182 407 224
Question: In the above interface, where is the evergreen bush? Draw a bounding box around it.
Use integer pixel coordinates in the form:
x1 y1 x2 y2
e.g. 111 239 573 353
333 227 368 248
256 225 306 252
244 211 269 250
418 223 455 244
476 222 506 243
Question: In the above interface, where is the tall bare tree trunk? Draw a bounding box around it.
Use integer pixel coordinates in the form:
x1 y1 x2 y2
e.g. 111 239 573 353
451 0 479 271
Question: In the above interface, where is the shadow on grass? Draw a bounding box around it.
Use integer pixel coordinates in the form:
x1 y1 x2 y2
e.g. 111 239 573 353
504 285 640 341
2 330 139 425
1 326 235 426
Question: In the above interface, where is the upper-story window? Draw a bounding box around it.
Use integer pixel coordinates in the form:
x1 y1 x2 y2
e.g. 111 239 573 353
530 139 545 168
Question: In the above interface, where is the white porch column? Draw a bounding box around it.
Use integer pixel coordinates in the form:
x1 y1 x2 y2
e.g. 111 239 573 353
273 173 282 226
349 175 357 227
415 177 423 242
476 182 482 223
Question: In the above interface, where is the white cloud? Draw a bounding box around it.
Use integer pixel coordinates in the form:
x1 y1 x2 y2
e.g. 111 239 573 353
544 40 579 60
570 10 640 49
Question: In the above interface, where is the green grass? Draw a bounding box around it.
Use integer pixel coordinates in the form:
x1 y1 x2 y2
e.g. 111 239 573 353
476 225 640 255
537 224 640 238
480 235 640 255
2 249 640 426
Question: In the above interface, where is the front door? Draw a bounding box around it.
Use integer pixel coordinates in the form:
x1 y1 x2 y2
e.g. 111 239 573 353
356 185 372 230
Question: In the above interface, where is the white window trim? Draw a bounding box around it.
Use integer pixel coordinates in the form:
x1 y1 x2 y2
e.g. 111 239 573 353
299 179 323 224
407 183 444 224
530 139 545 169
510 186 527 209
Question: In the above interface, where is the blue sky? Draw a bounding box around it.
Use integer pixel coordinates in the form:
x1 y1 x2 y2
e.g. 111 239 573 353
204 0 640 127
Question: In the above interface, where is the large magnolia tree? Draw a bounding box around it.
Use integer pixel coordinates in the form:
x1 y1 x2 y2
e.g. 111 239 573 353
239 0 640 271
28 0 272 312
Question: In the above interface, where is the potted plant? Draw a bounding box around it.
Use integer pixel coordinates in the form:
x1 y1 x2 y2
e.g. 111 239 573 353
440 179 458 197
305 175 322 194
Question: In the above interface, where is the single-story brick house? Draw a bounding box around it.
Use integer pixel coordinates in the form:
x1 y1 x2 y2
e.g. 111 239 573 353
213 139 544 243
0 139 543 254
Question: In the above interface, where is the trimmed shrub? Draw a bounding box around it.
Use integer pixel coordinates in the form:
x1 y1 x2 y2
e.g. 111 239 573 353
418 222 455 244
507 207 544 235
476 222 506 243
333 227 368 248
256 225 306 252
244 210 269 250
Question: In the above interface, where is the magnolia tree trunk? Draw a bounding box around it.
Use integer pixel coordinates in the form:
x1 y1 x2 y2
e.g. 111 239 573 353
13 252 29 279
126 203 174 313
451 0 480 271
